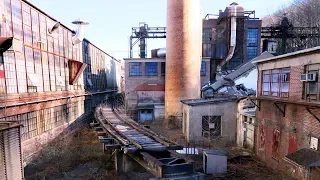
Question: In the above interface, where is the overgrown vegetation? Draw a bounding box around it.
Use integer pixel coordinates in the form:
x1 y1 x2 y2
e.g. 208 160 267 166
24 124 114 180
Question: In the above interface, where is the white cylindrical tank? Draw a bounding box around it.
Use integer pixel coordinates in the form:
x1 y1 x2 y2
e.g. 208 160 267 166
165 0 202 119
157 48 166 58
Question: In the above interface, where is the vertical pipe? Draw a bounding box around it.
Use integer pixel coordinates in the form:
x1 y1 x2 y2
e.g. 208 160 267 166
165 0 202 121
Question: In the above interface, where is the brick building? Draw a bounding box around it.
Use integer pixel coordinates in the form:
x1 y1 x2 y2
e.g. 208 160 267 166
124 57 210 121
253 47 320 179
0 0 121 165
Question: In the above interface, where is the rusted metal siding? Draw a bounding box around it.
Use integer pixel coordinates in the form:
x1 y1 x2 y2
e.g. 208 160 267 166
0 127 23 180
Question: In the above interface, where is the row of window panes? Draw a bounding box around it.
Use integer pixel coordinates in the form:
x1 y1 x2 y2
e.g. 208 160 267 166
0 1 109 93
247 28 258 60
262 68 290 97
129 62 207 76
6 101 87 141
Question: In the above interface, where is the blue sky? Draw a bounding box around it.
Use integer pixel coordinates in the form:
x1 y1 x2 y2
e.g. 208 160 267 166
28 0 292 59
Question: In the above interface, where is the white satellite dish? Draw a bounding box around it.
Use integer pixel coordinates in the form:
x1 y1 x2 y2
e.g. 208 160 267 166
48 21 60 34
71 19 89 45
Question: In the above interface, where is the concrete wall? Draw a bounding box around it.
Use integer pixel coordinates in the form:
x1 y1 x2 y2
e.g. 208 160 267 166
154 105 165 120
183 101 237 142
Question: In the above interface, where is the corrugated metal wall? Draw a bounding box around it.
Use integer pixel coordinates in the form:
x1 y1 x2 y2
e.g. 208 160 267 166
0 131 6 180
0 127 23 180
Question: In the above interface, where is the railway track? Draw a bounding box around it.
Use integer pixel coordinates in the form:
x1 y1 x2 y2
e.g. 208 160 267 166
93 104 200 178
94 105 182 153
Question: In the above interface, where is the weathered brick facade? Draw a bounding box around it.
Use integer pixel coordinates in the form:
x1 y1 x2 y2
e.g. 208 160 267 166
254 48 320 179
124 58 210 120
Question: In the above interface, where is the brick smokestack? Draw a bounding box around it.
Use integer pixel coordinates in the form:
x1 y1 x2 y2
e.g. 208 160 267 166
165 0 202 122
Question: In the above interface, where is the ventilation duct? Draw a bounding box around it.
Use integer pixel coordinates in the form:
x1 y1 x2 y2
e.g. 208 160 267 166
217 2 244 70
71 19 89 45
48 21 60 34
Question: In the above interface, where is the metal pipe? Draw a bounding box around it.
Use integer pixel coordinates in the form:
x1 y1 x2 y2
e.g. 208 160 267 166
218 3 243 69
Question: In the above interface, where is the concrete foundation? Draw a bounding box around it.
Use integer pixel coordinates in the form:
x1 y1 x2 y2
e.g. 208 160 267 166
165 0 202 118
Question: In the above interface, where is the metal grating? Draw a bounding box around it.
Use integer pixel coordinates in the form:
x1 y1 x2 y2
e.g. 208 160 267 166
3 127 23 180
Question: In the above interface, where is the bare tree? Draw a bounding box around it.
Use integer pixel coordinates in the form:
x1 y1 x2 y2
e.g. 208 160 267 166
263 0 320 27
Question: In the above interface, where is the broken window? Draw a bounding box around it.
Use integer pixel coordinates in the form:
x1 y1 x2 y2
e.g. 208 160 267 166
310 136 319 150
262 68 290 97
272 129 280 159
202 116 221 138
55 76 65 90
87 78 93 86
27 72 41 89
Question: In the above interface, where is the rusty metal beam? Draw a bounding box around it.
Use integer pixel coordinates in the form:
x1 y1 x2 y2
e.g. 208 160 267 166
274 102 286 117
249 98 260 111
133 152 194 178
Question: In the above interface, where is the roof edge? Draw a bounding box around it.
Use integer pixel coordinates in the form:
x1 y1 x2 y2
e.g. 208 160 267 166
253 47 320 64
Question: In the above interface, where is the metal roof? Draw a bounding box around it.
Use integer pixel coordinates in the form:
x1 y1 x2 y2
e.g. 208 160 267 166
203 149 228 156
253 46 320 64
181 96 238 106
210 51 274 91
284 148 320 167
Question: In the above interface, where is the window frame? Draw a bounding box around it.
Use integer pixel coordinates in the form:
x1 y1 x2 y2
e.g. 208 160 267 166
303 64 320 101
247 28 259 60
201 61 206 76
262 68 290 98
145 62 158 76
202 116 222 137
129 62 142 76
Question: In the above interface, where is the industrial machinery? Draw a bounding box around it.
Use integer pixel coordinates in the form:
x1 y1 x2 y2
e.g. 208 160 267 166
129 22 166 58
261 13 320 55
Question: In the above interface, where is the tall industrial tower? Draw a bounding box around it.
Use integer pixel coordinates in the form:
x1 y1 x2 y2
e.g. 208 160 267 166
165 0 202 122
